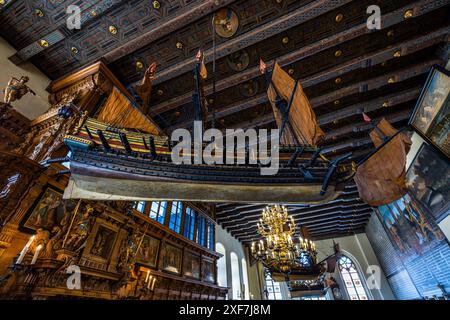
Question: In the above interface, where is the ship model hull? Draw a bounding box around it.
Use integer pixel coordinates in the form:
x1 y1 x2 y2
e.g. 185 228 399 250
64 148 345 204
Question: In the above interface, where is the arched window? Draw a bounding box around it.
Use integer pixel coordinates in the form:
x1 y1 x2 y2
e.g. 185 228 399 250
230 252 241 299
338 255 369 300
264 273 282 300
216 243 227 288
241 258 250 300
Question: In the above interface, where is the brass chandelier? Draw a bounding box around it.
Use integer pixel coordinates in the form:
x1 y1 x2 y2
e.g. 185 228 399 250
250 205 317 275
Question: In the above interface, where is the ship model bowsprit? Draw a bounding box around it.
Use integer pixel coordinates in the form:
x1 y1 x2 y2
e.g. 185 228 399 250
59 56 356 204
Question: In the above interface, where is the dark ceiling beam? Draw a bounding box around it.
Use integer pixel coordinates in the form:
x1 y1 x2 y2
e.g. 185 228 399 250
237 221 369 241
318 87 420 126
216 188 360 218
222 205 371 227
150 2 448 115
220 201 370 228
149 0 354 86
218 195 364 224
231 113 274 131
241 227 367 243
309 59 440 107
227 212 372 238
103 0 236 63
223 207 371 234
321 137 373 155
216 185 359 218
309 221 368 232
323 110 412 142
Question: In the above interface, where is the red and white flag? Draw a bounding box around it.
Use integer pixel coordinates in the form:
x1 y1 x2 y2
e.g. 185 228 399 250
259 58 267 74
196 49 203 61
362 112 372 123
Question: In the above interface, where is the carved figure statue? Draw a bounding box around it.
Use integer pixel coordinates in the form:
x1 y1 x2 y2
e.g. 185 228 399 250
3 76 36 104
136 63 156 111
63 205 94 252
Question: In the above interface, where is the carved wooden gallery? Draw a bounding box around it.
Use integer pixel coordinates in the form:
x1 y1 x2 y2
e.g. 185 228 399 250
0 0 449 301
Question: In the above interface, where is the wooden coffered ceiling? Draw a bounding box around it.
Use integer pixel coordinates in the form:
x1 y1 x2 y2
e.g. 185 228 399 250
1 0 449 242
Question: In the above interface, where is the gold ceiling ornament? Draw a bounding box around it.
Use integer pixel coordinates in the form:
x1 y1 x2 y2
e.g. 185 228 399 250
275 0 283 4
282 36 290 44
135 60 144 70
0 0 5 5
157 89 164 96
334 49 343 57
251 205 317 275
208 98 214 105
34 9 44 17
393 50 401 58
335 13 344 23
152 1 161 9
387 30 395 37
90 10 97 17
383 101 389 108
334 100 340 106
333 119 339 124
176 42 183 49
71 47 79 54
388 76 396 84
38 39 49 48
214 8 239 38
109 25 118 35
288 68 295 75
174 111 181 117
335 77 342 84
404 9 414 19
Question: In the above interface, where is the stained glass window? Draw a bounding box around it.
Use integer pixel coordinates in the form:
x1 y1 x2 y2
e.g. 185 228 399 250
265 274 282 300
169 201 182 233
196 214 205 246
184 207 196 240
338 255 369 300
133 201 146 213
207 221 215 250
149 201 167 224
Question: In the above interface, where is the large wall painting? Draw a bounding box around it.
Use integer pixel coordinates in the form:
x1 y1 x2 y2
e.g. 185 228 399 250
160 243 182 275
376 143 450 297
136 234 160 268
21 186 77 232
406 143 450 222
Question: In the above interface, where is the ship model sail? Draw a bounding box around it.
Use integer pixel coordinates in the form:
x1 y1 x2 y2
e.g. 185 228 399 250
354 117 412 206
265 61 325 147
61 58 355 204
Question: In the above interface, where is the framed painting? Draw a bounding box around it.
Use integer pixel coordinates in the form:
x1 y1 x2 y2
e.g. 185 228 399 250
135 234 160 268
376 193 445 260
183 251 200 279
202 258 215 283
89 225 117 260
20 186 75 233
406 143 450 222
409 65 450 159
160 243 182 275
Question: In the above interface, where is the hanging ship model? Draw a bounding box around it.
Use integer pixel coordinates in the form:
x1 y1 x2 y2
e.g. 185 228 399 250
58 46 413 205
59 55 358 204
